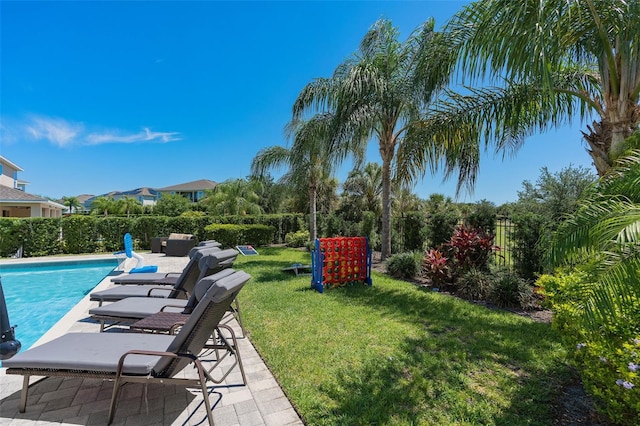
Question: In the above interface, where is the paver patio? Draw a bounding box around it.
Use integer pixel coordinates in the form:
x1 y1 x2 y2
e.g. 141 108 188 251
0 252 303 425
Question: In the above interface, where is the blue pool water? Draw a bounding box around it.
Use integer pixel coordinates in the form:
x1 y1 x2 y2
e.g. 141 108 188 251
1 258 117 353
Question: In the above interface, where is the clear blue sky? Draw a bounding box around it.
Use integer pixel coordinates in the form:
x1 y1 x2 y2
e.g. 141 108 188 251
1 0 594 205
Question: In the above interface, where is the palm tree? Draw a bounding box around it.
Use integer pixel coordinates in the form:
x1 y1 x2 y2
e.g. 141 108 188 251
251 113 350 241
90 196 116 217
201 179 262 216
551 141 640 329
62 196 81 214
117 196 142 218
403 0 640 189
293 19 456 259
341 162 383 217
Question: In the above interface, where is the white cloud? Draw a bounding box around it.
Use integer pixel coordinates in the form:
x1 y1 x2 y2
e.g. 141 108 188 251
26 116 83 147
6 114 181 146
86 128 181 145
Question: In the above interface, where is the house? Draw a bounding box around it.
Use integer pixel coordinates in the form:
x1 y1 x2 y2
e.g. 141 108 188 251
156 179 217 203
83 187 158 211
0 155 64 218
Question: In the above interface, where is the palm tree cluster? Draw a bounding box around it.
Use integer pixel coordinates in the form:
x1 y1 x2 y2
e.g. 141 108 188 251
89 196 143 217
251 0 639 261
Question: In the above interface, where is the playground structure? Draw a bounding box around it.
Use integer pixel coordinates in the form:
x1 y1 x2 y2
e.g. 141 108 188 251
310 237 372 293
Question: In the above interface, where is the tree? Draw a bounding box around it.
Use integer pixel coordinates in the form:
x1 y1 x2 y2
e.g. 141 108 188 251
405 0 640 191
62 196 81 214
342 162 383 217
293 19 456 259
117 196 142 218
515 165 596 224
251 113 349 241
201 179 262 216
90 196 116 217
248 174 286 214
153 193 190 217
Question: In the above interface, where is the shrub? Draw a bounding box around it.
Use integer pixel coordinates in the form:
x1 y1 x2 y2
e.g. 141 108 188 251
204 223 274 247
0 218 23 257
285 230 310 248
422 249 450 287
446 225 497 274
487 269 534 309
393 211 427 252
22 218 64 256
387 252 420 279
95 217 130 252
537 271 640 423
425 206 460 248
466 200 497 236
360 211 380 251
457 268 493 301
62 216 100 254
511 212 548 281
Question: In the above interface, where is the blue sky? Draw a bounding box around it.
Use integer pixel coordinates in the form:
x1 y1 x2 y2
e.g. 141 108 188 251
1 1 594 205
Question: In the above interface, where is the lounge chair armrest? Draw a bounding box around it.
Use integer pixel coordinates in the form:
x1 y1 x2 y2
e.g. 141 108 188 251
160 304 186 312
146 287 173 297
116 350 198 377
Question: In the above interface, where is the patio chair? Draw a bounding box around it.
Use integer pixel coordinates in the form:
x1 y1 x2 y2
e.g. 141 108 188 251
110 243 221 286
90 248 239 306
151 233 197 256
89 268 237 329
3 270 251 426
93 253 245 336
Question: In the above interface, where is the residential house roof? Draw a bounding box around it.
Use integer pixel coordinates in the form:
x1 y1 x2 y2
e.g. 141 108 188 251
0 186 65 208
0 155 24 172
156 179 217 192
0 186 48 202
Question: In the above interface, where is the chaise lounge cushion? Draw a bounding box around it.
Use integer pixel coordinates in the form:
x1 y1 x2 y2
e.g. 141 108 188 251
3 333 174 375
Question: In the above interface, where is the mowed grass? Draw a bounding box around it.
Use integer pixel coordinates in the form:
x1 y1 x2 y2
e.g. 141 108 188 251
234 247 570 425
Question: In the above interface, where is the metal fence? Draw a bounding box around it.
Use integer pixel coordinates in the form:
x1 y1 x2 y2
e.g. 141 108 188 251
493 216 515 269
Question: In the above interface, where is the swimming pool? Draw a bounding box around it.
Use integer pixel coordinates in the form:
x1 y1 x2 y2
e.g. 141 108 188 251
1 258 117 352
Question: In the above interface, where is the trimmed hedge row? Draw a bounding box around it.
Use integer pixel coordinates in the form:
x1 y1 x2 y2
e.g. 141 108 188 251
0 213 302 258
204 224 274 248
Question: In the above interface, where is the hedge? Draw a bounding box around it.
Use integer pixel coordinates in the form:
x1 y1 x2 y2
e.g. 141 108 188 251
0 213 298 258
204 224 275 248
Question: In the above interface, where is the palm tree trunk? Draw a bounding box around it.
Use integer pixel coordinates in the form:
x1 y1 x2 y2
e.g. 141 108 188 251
309 186 317 242
380 150 393 260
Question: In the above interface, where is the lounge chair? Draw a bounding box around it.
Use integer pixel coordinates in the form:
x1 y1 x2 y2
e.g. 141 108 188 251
110 242 222 286
90 248 239 306
89 268 237 329
3 271 251 425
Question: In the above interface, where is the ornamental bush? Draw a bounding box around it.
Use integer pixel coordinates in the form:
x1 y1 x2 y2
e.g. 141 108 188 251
285 230 310 248
204 223 274 248
386 252 420 279
487 268 534 309
457 268 493 301
537 271 640 423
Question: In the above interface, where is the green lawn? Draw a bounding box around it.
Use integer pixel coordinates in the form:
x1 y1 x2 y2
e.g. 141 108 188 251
235 247 571 425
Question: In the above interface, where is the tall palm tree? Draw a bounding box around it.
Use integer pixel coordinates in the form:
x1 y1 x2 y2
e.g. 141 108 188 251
251 113 350 241
293 19 456 259
551 142 640 328
62 196 81 214
403 0 640 190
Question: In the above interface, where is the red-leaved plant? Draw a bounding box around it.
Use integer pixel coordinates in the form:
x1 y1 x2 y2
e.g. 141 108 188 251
445 225 499 273
422 248 450 286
